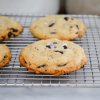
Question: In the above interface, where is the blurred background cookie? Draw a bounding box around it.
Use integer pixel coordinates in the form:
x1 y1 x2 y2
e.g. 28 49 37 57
0 44 11 68
30 16 86 40
0 16 23 41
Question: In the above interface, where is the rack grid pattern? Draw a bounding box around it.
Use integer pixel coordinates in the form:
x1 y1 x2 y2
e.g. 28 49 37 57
0 14 100 87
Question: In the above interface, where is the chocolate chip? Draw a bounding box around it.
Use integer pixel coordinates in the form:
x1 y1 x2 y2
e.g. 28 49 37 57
76 25 79 29
64 17 69 21
10 28 18 32
2 55 7 61
54 50 63 54
22 58 27 64
35 47 39 50
50 32 56 34
63 45 67 49
70 26 73 28
8 32 12 38
53 42 57 44
37 64 46 68
75 32 79 34
24 60 27 64
48 23 55 27
4 55 6 58
1 55 7 62
8 32 16 38
58 63 67 67
46 45 51 49
1 36 6 41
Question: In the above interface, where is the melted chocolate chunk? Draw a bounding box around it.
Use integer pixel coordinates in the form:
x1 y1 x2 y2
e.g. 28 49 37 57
37 64 46 68
10 28 18 32
63 45 67 49
8 32 16 38
64 17 69 21
8 32 12 38
58 63 67 67
54 50 63 54
50 32 56 34
46 45 51 49
48 23 55 27
76 25 79 29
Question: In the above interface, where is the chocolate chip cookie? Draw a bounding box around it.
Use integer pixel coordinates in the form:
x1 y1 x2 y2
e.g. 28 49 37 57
0 16 23 41
30 16 86 40
0 44 12 68
19 39 87 76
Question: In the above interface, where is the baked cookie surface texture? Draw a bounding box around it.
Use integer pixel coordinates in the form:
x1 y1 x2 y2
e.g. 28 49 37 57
19 39 87 76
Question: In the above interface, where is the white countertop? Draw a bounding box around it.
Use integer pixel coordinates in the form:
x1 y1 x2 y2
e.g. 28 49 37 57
0 87 100 100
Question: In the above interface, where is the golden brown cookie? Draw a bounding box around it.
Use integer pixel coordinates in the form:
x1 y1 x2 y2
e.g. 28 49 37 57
30 16 86 40
0 44 12 68
19 39 87 76
0 16 23 41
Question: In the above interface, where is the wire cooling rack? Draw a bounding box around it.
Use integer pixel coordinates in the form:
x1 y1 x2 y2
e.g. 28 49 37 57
0 14 100 87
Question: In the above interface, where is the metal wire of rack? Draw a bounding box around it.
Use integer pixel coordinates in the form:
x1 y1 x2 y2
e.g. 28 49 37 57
0 14 100 87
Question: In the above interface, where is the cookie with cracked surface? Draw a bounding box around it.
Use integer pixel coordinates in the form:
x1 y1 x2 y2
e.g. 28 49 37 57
30 16 86 40
19 39 87 76
0 16 23 41
0 44 12 68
